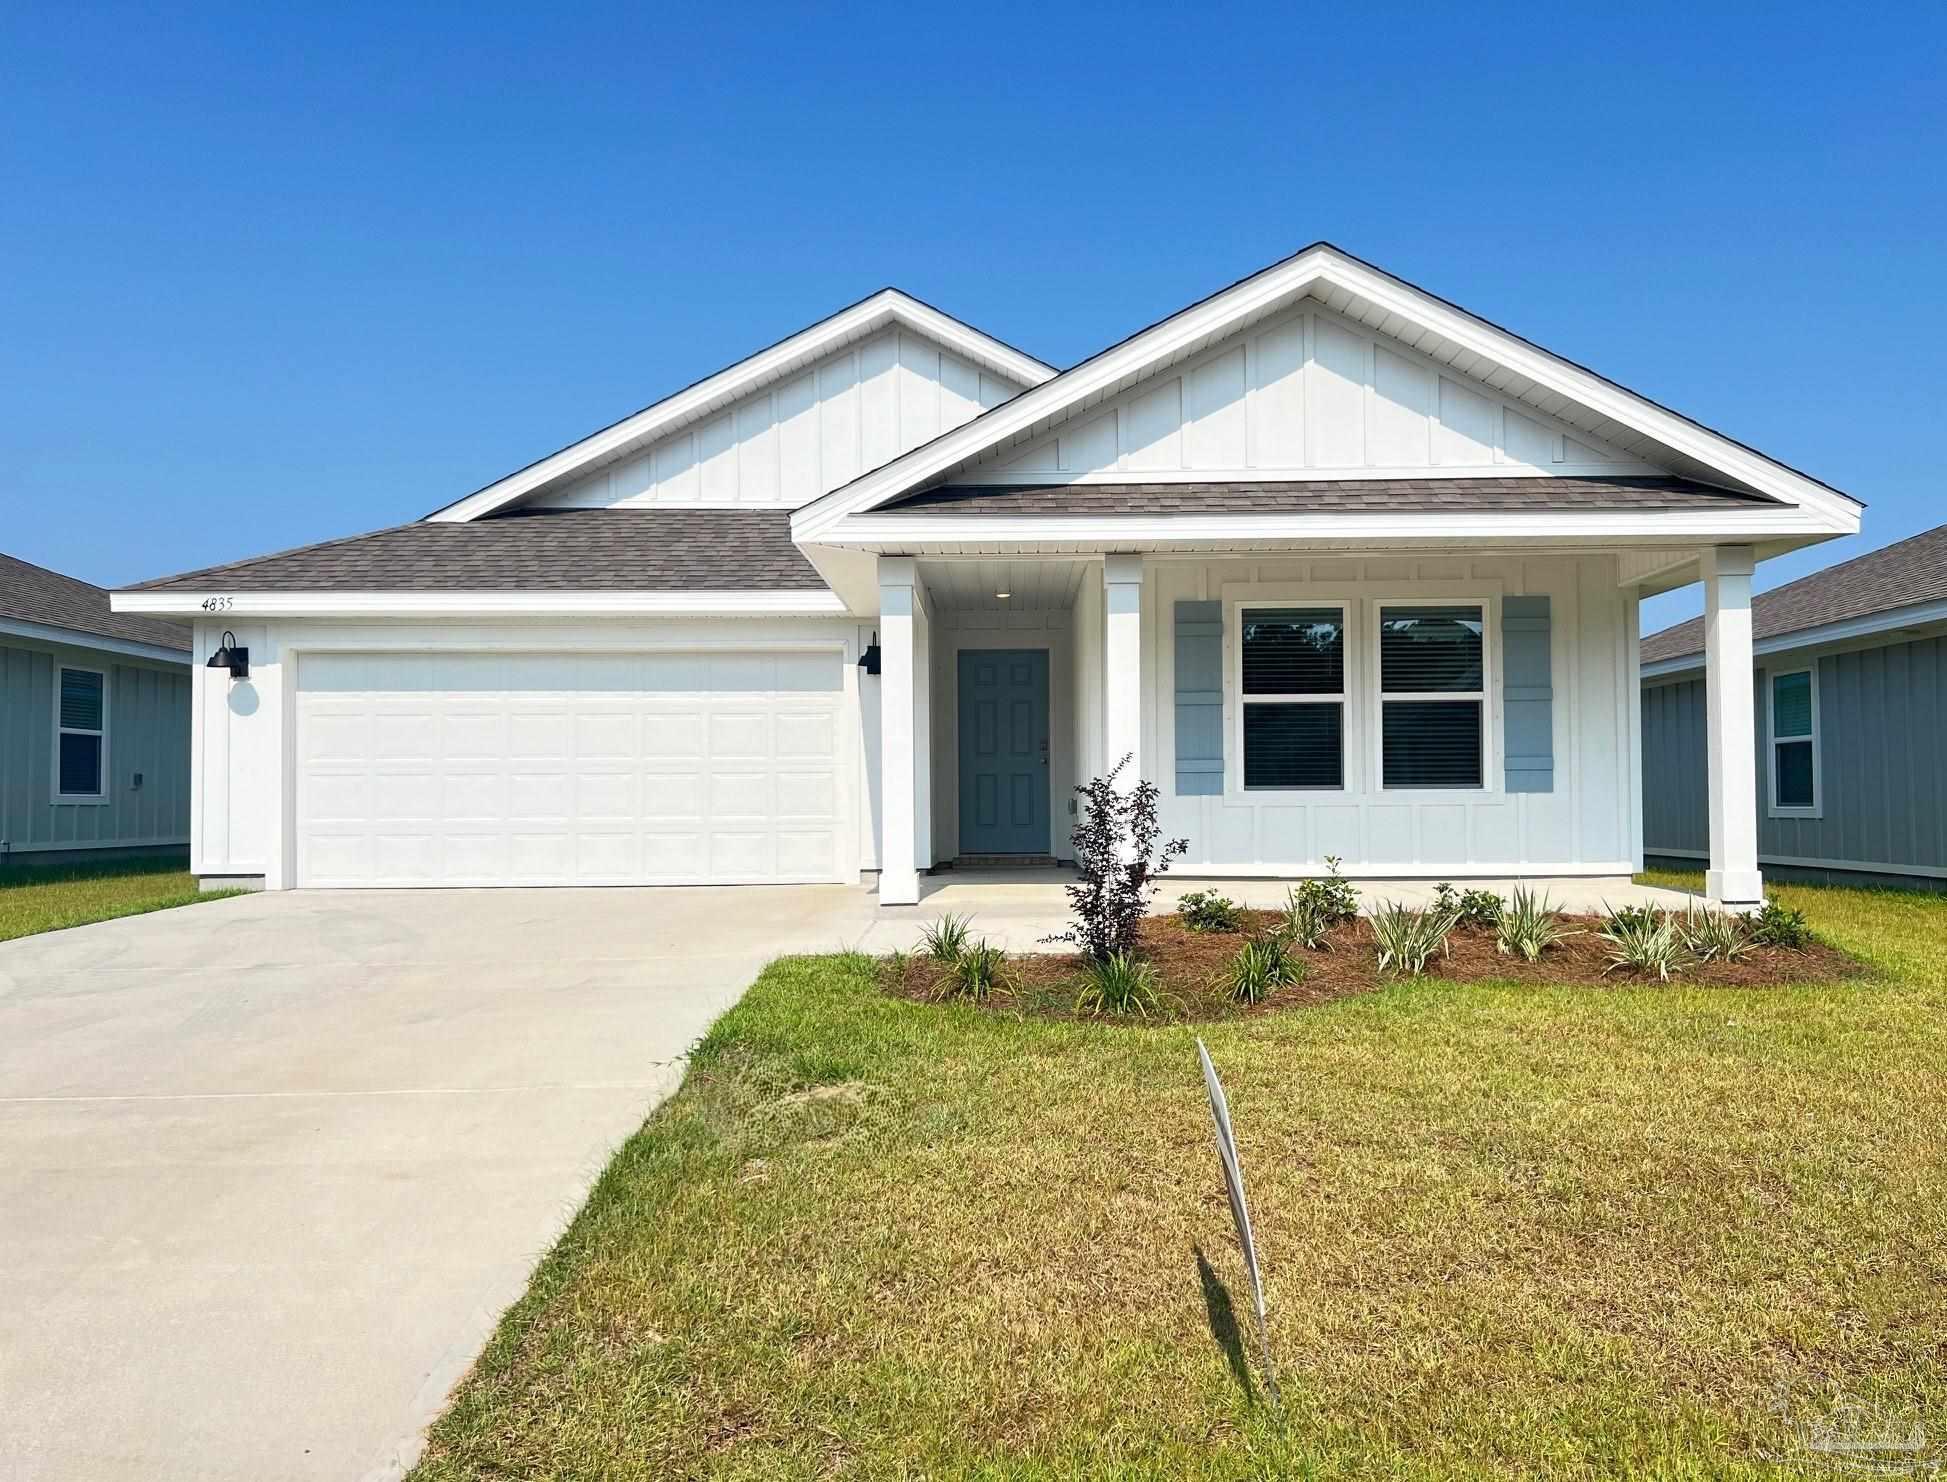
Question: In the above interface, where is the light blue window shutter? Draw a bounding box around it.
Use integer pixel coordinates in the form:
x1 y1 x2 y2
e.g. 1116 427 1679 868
1501 596 1553 792
1175 600 1223 795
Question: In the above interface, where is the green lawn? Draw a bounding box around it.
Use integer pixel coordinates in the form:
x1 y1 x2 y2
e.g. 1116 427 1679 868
412 880 1947 1480
0 855 239 943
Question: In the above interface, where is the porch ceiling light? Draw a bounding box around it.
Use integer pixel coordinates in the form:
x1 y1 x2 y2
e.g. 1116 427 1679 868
206 629 249 680
995 590 1010 599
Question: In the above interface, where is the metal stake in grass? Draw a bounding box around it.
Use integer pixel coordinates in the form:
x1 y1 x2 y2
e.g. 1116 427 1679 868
1197 1038 1281 1407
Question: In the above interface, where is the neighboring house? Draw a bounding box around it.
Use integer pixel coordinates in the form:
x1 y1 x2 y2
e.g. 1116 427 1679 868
1 552 192 868
111 243 1862 907
1641 524 1947 891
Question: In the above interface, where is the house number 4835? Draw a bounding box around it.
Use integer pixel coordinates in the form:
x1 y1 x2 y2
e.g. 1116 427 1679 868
200 596 234 612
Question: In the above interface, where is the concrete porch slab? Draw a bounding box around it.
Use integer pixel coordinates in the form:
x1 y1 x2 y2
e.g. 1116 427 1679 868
857 870 1701 953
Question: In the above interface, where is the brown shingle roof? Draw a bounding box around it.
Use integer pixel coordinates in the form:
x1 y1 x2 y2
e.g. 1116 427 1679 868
879 475 1776 516
125 509 828 593
1642 523 1947 665
1 552 190 652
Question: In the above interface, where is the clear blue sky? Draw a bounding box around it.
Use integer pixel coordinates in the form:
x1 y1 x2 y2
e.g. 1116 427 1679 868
5 3 1942 634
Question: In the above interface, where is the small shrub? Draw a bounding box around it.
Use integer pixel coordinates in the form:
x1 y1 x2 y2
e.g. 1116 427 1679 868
938 940 1009 1002
1279 887 1335 950
1074 950 1163 1017
1749 897 1813 949
1676 904 1750 962
1290 855 1361 928
1370 900 1459 977
920 912 973 962
1047 756 1188 962
1457 888 1505 928
1178 889 1243 934
1227 934 1302 1003
1599 908 1685 981
1605 903 1660 935
1496 886 1572 962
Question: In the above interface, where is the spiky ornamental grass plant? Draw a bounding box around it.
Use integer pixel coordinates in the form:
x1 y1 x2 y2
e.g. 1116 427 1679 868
1074 950 1163 1017
919 912 973 962
938 940 1009 1002
1496 886 1573 963
1599 906 1686 981
1676 903 1750 962
1370 900 1460 977
1227 934 1302 1004
1279 887 1335 950
1047 756 1188 963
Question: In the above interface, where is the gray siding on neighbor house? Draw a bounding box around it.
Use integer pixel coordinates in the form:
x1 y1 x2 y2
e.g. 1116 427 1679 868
1642 633 1947 882
0 637 191 857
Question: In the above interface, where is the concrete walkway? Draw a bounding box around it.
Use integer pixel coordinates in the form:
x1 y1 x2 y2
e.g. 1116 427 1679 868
0 886 880 1482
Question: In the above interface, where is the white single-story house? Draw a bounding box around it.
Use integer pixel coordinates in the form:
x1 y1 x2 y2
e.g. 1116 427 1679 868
112 244 1861 907
3 551 192 868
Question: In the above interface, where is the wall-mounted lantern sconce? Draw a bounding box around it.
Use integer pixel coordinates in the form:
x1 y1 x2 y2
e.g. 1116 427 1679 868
857 631 881 676
207 630 250 680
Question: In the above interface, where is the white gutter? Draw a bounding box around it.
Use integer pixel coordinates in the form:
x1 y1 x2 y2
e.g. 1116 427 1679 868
110 590 851 619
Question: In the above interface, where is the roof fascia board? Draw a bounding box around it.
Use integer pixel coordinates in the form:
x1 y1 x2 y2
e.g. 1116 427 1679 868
428 291 1054 525
793 245 1860 541
818 504 1832 549
110 590 848 618
0 616 190 665
1642 596 1947 677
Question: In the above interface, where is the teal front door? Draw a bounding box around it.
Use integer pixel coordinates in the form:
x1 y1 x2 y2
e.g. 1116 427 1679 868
958 649 1050 855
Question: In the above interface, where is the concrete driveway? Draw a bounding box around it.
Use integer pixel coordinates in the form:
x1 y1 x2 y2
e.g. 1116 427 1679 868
0 885 879 1482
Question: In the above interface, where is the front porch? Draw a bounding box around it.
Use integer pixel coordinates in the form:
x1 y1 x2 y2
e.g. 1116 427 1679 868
872 547 1766 912
857 864 1698 952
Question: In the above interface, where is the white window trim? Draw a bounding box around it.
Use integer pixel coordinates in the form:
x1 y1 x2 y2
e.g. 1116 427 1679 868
53 663 111 804
1368 596 1499 796
1232 600 1351 794
1765 663 1822 819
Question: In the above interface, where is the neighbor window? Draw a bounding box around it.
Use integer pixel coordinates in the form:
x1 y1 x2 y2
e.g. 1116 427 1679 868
1769 667 1818 813
1378 604 1485 788
1240 606 1344 788
56 666 106 799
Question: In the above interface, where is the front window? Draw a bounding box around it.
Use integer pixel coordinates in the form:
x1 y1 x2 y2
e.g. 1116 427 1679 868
57 666 106 799
1378 604 1485 788
1770 668 1817 812
1240 606 1344 788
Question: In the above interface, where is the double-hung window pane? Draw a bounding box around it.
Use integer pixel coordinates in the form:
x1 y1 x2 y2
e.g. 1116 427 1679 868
1379 605 1484 788
1771 670 1815 809
57 668 105 798
1241 608 1343 789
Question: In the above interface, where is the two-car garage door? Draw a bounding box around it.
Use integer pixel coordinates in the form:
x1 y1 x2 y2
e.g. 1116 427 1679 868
295 651 845 887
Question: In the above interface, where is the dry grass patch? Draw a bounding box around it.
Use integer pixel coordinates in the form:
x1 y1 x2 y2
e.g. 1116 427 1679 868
0 855 239 942
411 884 1947 1481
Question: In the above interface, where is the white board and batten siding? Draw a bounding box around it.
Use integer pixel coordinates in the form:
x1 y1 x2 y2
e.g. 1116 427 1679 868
533 330 1025 512
955 301 1652 485
1128 554 1639 877
189 618 874 888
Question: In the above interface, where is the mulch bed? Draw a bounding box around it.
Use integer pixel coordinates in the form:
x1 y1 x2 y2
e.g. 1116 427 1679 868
884 910 1865 1022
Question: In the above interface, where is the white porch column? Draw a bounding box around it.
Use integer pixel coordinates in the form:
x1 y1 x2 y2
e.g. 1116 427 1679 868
1703 545 1763 909
877 557 923 906
1103 555 1144 789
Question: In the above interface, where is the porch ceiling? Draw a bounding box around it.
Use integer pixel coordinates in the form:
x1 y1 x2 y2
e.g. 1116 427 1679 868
918 558 1090 613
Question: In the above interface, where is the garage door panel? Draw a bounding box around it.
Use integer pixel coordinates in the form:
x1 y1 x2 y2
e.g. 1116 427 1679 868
297 650 844 886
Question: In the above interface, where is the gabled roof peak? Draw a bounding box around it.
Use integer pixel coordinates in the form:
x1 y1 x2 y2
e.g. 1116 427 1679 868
792 242 1861 543
427 288 1054 524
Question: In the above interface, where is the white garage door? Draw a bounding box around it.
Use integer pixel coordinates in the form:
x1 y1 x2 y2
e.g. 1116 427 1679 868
295 651 846 887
